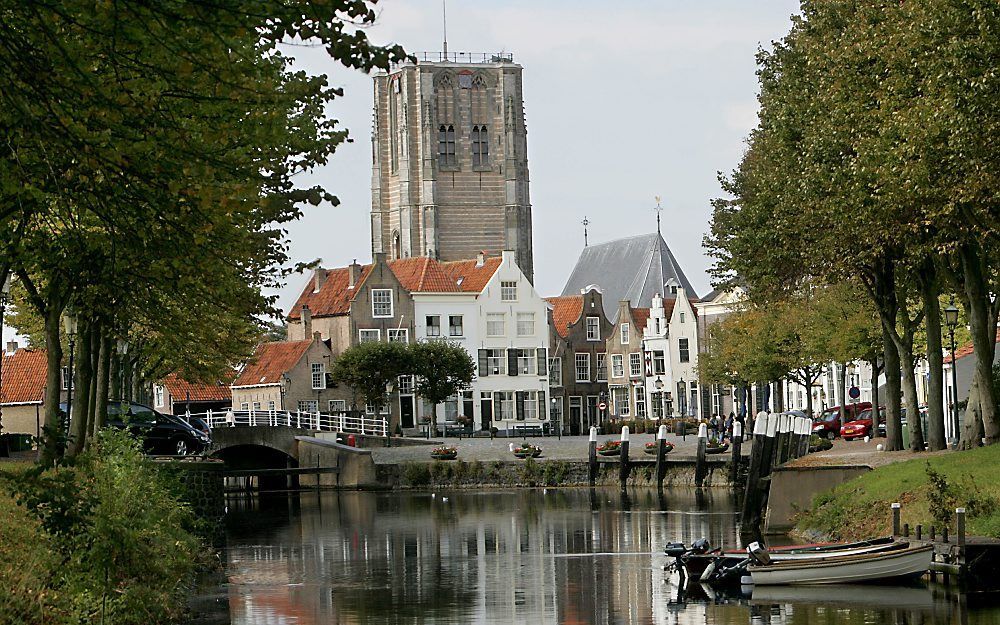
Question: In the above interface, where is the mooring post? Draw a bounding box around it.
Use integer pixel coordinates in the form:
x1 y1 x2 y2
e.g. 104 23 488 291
903 523 910 538
739 413 768 526
957 507 966 551
916 524 922 540
931 525 936 541
655 424 668 490
730 421 743 484
695 423 708 488
796 417 810 458
892 502 901 537
773 414 788 465
588 426 598 485
619 426 630 491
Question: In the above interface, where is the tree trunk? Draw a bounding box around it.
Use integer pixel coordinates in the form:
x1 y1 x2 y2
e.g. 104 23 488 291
67 321 94 457
39 306 65 466
870 355 881 437
898 339 924 452
92 335 111 437
960 243 999 443
961 375 985 449
803 368 814 420
882 323 904 451
920 269 946 450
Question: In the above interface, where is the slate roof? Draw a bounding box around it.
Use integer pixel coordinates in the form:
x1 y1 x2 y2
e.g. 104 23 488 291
233 340 312 387
943 328 1000 364
163 373 233 403
561 232 698 319
0 349 47 405
545 295 584 338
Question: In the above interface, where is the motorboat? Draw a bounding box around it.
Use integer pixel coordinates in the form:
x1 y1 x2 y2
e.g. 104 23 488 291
747 542 934 585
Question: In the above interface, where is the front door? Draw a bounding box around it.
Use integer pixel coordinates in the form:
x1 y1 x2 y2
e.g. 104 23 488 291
586 396 599 430
569 396 583 436
480 393 493 431
400 396 415 428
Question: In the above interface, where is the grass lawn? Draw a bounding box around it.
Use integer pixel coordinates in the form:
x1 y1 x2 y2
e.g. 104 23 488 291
795 444 1000 540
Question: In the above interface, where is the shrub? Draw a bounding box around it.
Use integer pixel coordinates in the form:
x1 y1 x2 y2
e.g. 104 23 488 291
519 457 541 486
402 463 431 487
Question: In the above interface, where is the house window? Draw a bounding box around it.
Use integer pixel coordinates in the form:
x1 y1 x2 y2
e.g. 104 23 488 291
311 363 326 390
611 354 624 378
472 125 489 166
297 400 319 413
635 386 646 418
329 399 347 413
586 317 601 341
495 391 515 420
549 358 562 386
620 323 630 344
597 353 608 381
487 313 505 336
240 402 249 411
388 328 409 343
398 375 414 394
629 353 642 378
252 402 262 411
523 390 538 420
575 353 591 382
267 401 275 411
486 349 506 375
437 124 456 166
517 312 535 336
501 281 517 301
653 350 666 375
154 385 165 408
514 348 536 375
449 315 464 337
366 401 391 415
425 315 441 337
372 289 393 318
680 311 686 323
359 329 380 343
613 387 630 416
679 338 690 363
651 392 664 418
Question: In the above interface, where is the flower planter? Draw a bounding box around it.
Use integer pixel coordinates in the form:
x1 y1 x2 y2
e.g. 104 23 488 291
513 449 542 459
430 448 458 460
643 442 674 456
597 448 621 457
705 443 729 455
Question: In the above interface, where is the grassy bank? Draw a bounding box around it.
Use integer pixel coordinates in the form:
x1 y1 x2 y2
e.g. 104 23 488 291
795 444 1000 540
0 431 208 625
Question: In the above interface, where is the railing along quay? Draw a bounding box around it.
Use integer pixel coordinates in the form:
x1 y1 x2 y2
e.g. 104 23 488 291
178 409 388 437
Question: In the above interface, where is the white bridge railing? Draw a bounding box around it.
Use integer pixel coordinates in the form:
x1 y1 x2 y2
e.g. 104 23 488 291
180 409 388 438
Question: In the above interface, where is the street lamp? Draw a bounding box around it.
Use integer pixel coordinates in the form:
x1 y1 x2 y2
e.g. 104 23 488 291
654 376 664 424
63 311 78 434
116 339 129 401
944 300 960 447
551 396 560 440
0 273 11 457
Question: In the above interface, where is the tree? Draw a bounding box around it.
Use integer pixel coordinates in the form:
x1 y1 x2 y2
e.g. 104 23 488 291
410 341 476 436
332 342 411 416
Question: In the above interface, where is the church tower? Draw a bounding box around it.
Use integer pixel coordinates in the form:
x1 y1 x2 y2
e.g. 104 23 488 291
370 52 533 282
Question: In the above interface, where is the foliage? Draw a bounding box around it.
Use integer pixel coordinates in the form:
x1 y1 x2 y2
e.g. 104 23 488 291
332 341 412 412
518 457 541 486
2 428 205 624
401 463 431 488
808 435 833 453
409 341 476 406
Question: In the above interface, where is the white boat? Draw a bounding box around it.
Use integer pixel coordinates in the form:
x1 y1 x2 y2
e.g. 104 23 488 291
748 544 934 586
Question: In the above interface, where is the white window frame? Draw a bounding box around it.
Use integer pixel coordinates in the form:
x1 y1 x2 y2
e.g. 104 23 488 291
329 399 347 413
501 281 518 302
516 312 535 336
653 350 666 375
549 357 562 386
372 289 393 318
388 328 409 343
425 315 441 337
597 353 608 382
496 391 515 420
311 362 326 390
487 313 505 337
613 387 630 416
634 386 646 418
449 315 464 337
487 349 506 375
586 316 601 341
620 323 630 344
359 329 380 343
629 352 642 378
523 390 538 420
240 402 249 411
575 353 591 383
398 375 414 394
154 385 165 408
611 354 624 378
516 348 536 376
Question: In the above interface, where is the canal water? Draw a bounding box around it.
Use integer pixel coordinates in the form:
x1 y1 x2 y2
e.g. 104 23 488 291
190 487 1000 624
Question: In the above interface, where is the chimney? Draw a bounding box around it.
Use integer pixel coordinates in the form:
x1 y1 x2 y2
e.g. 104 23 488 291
374 252 387 265
313 331 322 342
313 267 326 293
301 304 312 337
348 259 361 288
5 340 17 354
476 251 486 267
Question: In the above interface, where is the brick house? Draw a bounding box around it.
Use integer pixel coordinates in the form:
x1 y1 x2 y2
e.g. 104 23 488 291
0 346 48 437
152 373 232 416
546 286 612 434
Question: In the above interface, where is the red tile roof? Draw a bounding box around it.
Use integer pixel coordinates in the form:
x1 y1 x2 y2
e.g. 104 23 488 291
288 265 372 320
944 328 1000 364
233 341 312 387
440 257 503 292
387 257 460 293
630 307 651 333
163 373 233 403
1 349 47 405
546 296 583 338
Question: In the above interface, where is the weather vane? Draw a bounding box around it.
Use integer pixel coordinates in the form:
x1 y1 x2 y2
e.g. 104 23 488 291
582 216 590 247
654 196 664 235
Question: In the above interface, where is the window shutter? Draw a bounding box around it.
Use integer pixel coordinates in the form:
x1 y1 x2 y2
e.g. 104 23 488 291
508 349 519 376
478 349 489 377
536 348 547 376
538 390 546 420
516 391 525 420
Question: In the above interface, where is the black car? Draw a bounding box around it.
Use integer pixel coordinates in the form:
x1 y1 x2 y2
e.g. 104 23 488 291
61 400 211 455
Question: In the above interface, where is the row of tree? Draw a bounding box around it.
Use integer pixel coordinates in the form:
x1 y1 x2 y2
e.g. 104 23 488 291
704 0 1000 451
1 2 408 464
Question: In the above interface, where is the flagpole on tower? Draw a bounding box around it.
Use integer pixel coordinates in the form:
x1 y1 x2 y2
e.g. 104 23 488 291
654 196 663 235
442 0 448 57
582 216 590 247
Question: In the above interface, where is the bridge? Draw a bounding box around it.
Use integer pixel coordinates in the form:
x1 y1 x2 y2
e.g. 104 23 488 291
182 410 388 490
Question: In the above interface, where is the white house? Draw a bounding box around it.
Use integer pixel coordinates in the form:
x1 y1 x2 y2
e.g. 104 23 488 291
667 284 700 416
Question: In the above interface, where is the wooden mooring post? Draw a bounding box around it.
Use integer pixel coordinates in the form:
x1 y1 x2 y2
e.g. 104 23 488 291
740 413 777 529
655 424 668 490
694 423 708 488
619 426 630 491
588 426 598 486
730 421 743 484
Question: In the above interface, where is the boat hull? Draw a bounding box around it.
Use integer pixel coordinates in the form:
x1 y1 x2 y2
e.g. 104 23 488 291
749 545 934 586
679 537 895 579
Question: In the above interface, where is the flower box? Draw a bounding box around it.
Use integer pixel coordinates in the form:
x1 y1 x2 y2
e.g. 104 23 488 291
643 441 675 456
513 444 542 459
705 442 729 455
597 440 622 456
431 447 457 460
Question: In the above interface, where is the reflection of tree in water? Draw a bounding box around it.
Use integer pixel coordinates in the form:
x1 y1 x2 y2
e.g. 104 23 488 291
331 564 477 623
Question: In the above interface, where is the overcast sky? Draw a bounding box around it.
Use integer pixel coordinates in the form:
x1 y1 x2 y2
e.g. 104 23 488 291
280 0 801 310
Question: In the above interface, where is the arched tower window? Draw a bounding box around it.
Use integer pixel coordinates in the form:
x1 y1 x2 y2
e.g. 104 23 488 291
392 230 401 260
472 125 488 166
434 72 457 168
470 74 489 166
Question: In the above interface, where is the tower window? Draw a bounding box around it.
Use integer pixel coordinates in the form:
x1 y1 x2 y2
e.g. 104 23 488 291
472 125 489 166
438 125 456 167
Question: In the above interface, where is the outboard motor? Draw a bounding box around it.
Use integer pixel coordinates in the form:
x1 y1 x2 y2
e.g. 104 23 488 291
690 538 711 554
663 542 688 558
747 541 771 565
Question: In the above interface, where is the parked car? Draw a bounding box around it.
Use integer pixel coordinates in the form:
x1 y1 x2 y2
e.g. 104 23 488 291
61 400 211 455
840 407 885 440
877 406 925 437
812 403 872 440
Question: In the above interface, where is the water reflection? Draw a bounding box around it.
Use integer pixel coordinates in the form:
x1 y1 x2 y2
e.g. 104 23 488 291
211 488 999 625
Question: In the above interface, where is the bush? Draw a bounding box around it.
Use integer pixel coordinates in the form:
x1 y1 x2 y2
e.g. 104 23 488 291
402 463 431 487
4 428 205 625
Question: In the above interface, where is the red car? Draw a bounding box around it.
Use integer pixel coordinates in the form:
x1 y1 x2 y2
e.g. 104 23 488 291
840 406 885 440
812 402 872 440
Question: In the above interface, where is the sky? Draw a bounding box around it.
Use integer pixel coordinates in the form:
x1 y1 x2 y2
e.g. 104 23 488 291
2 1 802 345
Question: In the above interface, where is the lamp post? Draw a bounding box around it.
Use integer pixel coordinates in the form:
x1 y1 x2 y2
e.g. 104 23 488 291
0 273 11 457
654 376 664 425
944 301 960 447
551 396 560 440
63 311 78 435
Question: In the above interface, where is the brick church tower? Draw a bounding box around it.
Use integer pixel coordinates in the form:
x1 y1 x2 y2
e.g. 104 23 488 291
370 52 534 282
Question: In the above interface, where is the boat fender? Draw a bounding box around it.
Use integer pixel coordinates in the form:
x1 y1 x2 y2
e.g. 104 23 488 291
699 561 717 582
747 542 771 565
